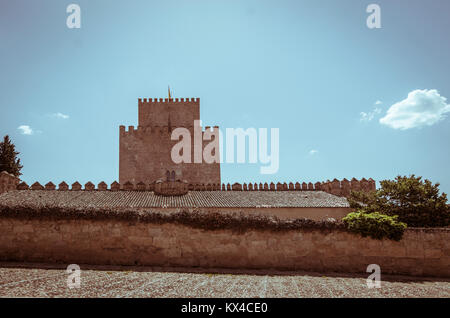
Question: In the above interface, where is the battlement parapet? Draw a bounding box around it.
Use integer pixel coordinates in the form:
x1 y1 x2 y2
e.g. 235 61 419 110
138 97 200 105
17 182 29 190
45 182 56 190
136 181 146 191
232 182 243 191
31 182 44 190
19 178 376 196
120 124 219 136
0 171 20 194
111 181 120 191
71 182 82 191
85 182 95 191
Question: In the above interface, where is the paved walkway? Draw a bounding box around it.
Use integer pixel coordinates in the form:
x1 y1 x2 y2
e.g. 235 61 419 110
0 263 448 298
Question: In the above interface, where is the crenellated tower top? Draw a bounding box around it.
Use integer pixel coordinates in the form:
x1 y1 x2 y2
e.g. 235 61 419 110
138 97 200 128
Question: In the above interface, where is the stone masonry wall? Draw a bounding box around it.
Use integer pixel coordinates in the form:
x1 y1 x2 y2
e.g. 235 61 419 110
0 218 448 277
119 97 221 185
119 125 221 185
0 171 20 194
138 98 200 128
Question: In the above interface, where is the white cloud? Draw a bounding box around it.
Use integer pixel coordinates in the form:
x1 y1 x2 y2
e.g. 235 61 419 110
380 89 450 130
52 112 69 119
375 100 382 105
18 125 33 135
309 149 318 155
360 107 382 122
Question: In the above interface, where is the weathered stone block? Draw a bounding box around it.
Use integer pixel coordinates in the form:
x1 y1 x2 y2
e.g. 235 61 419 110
128 236 153 246
424 248 442 259
13 224 34 233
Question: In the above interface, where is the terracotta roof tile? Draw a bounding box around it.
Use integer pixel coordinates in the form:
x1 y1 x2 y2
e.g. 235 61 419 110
0 190 350 209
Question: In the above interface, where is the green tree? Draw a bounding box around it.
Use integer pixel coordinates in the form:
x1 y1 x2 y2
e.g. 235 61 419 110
0 135 23 177
348 175 449 227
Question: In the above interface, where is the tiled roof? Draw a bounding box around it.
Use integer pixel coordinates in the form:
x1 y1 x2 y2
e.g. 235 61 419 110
0 190 350 209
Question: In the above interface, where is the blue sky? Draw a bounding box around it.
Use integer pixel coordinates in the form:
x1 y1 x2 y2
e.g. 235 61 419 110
1 0 450 194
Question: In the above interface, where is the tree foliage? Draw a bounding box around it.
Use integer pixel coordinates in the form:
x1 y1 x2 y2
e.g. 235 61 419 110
348 175 449 227
0 135 23 177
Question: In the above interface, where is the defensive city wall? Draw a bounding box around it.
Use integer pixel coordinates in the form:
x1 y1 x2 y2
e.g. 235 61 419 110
3 177 376 197
1 172 448 277
0 217 448 277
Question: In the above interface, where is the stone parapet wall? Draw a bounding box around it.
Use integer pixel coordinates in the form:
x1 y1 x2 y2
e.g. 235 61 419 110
0 171 20 194
16 178 376 197
0 217 448 277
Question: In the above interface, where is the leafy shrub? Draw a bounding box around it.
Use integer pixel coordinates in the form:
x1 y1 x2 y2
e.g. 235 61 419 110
343 211 407 241
348 175 449 227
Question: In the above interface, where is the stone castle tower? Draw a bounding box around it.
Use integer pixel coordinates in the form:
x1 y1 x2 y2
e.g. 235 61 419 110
119 97 221 185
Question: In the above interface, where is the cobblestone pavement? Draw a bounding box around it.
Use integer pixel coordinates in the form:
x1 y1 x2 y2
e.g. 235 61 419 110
0 263 449 298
